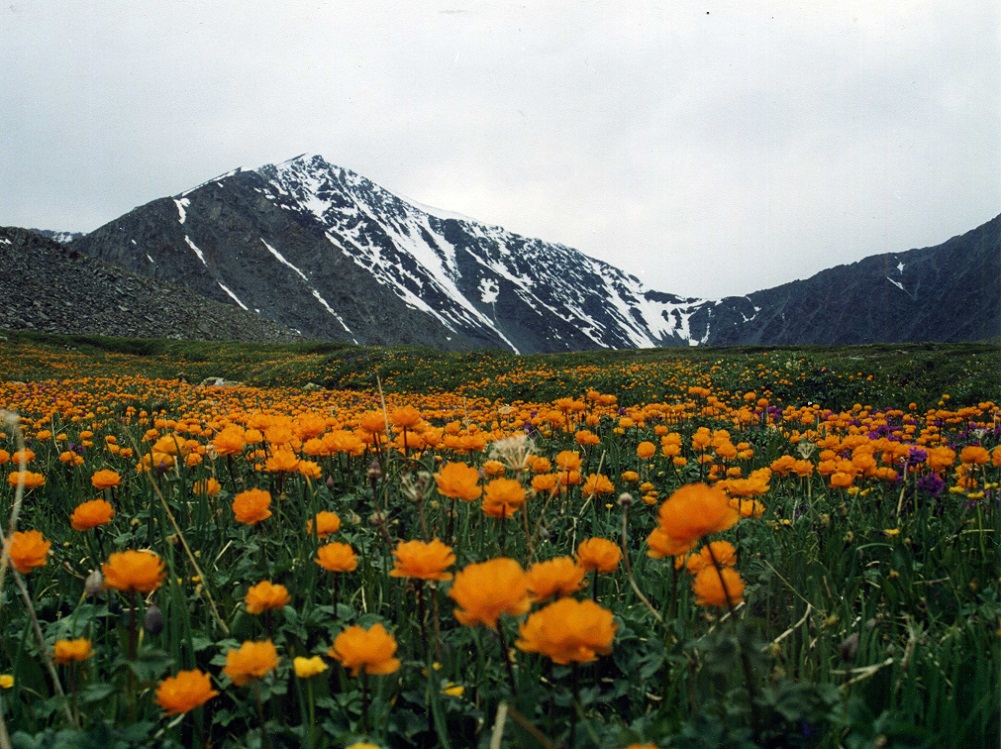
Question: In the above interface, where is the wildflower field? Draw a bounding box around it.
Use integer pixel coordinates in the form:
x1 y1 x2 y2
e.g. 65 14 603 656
0 332 998 749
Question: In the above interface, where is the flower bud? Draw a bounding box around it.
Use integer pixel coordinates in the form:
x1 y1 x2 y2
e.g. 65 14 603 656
144 603 164 635
84 569 104 596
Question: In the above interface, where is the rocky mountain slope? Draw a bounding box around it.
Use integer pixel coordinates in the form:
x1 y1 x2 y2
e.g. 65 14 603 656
14 153 1000 351
0 227 300 343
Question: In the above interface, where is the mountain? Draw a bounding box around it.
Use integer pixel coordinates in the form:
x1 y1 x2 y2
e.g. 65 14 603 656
56 154 1001 351
0 226 300 343
70 154 703 353
29 229 86 244
694 214 1001 346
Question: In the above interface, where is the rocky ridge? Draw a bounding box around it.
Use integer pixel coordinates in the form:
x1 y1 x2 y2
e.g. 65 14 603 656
0 227 301 343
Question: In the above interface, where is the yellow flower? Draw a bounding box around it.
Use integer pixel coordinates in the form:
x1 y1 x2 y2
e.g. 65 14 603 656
0 675 13 689
293 655 329 679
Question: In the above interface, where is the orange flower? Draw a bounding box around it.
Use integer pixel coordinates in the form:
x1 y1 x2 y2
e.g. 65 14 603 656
210 426 246 457
244 580 291 614
645 527 694 559
315 542 358 573
53 638 93 665
515 598 616 665
684 541 737 575
192 477 222 496
70 499 115 531
576 538 622 574
154 669 218 715
526 557 587 602
264 445 300 473
307 511 341 538
329 623 400 677
5 530 50 574
482 477 526 518
636 441 656 459
960 445 990 465
692 566 745 608
531 473 559 495
358 410 388 434
7 471 45 490
232 488 272 525
390 539 455 581
90 469 121 490
449 558 530 628
435 462 482 501
554 450 583 472
656 483 739 547
582 473 615 498
223 640 280 686
101 550 166 593
390 406 423 429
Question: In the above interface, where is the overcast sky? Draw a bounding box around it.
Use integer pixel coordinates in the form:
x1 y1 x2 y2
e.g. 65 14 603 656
2 1 998 299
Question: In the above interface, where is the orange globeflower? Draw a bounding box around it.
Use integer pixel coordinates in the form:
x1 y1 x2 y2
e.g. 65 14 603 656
210 426 246 457
582 473 615 498
90 469 121 490
516 598 616 665
5 530 50 574
192 477 222 496
244 581 292 614
102 550 166 593
645 527 694 559
656 483 739 547
684 541 737 575
223 640 280 686
307 511 341 538
576 538 622 574
154 669 218 715
435 462 482 502
329 623 400 677
390 539 455 581
526 557 587 603
264 445 300 473
449 558 530 628
7 471 45 490
70 499 115 531
232 489 272 525
482 477 526 518
959 445 990 466
390 406 423 430
315 542 358 573
554 450 583 472
53 638 93 665
636 441 656 459
692 566 745 608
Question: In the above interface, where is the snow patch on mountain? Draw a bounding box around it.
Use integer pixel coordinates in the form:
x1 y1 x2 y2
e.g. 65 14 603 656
184 236 207 266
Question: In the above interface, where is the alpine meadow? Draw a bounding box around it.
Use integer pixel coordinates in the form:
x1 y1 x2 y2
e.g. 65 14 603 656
0 333 998 748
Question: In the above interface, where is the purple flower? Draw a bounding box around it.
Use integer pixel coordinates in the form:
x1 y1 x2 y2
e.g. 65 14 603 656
908 447 928 464
917 473 945 497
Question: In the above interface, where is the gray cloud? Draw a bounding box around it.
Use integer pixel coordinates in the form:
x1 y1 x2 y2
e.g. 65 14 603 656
2 0 998 299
